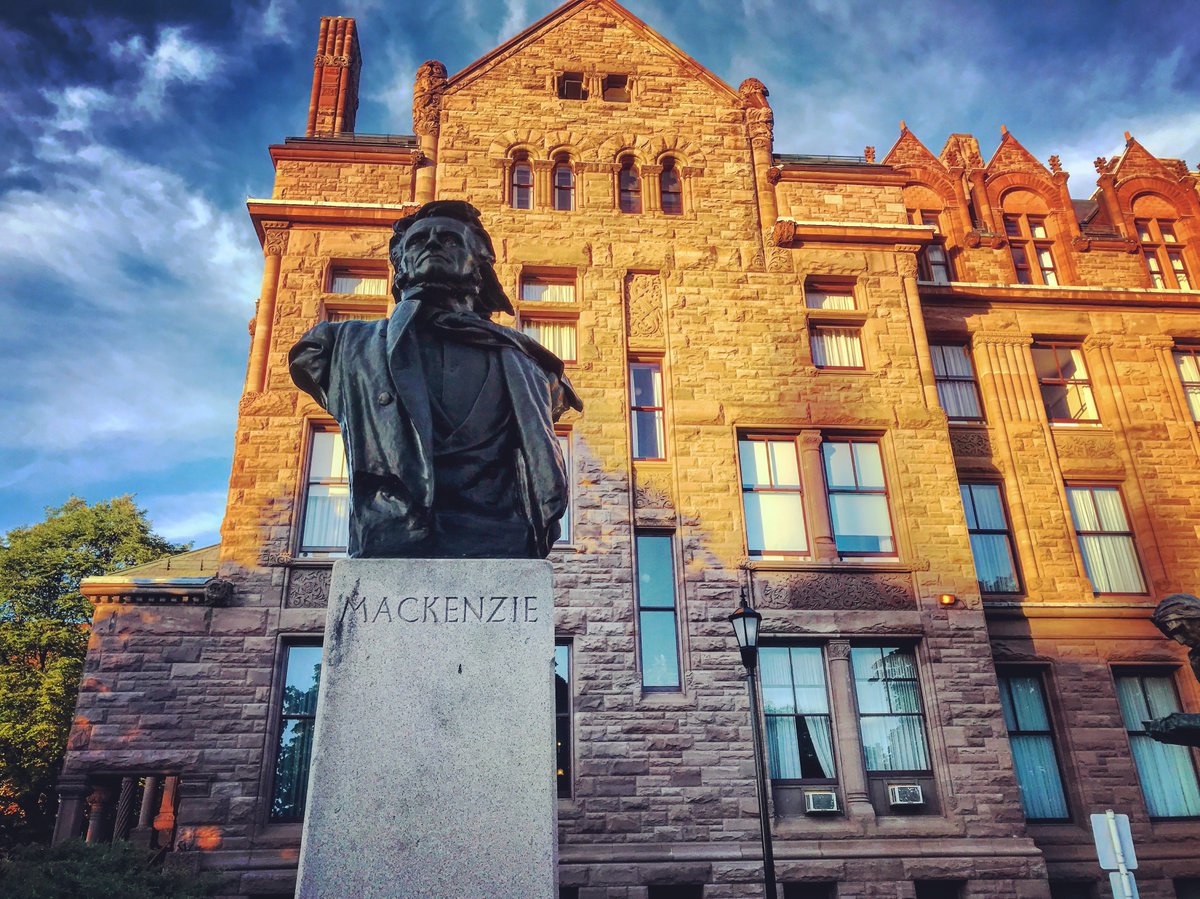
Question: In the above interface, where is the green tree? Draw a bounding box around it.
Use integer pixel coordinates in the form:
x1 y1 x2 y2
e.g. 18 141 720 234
0 497 187 846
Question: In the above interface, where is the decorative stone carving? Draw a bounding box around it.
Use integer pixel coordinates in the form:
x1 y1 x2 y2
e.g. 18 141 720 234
314 54 351 67
895 253 919 279
772 219 796 246
634 479 675 511
972 331 1033 347
863 146 876 164
412 60 447 137
765 166 782 185
1053 433 1118 459
625 273 665 341
1094 156 1115 175
262 222 289 257
950 429 992 458
286 567 332 608
1048 155 1062 174
203 577 233 606
756 571 916 611
826 641 851 661
739 78 773 150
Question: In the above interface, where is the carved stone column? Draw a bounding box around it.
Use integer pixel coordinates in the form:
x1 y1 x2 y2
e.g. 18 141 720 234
826 640 875 821
84 784 113 844
245 222 289 394
129 775 160 846
896 247 941 410
411 60 446 204
739 78 778 230
51 773 89 844
153 775 179 848
533 159 554 210
641 165 662 213
798 430 837 561
112 776 136 841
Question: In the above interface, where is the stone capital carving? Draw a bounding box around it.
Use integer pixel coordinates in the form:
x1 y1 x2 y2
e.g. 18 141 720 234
797 430 824 453
1143 335 1177 350
772 219 797 246
765 166 782 185
314 54 350 67
412 59 447 138
1083 334 1115 352
532 159 554 172
972 331 1033 348
262 222 289 257
826 640 851 661
895 253 919 279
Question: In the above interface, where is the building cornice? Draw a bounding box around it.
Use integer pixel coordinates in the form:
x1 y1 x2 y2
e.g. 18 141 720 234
773 219 935 248
919 281 1200 309
246 198 419 242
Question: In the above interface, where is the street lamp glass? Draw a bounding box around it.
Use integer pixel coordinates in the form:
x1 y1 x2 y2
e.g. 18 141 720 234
729 599 761 650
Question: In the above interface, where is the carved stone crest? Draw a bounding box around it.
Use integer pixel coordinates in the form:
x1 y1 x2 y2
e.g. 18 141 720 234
625 273 665 342
286 567 332 608
756 572 916 611
950 429 992 458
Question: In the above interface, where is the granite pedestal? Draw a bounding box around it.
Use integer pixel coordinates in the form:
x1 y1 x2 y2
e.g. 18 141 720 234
296 558 558 899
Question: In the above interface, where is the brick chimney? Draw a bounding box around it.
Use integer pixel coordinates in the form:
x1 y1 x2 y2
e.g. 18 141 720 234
306 17 361 137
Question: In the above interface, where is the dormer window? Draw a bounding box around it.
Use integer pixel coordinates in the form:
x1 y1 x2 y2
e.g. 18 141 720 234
659 157 682 215
511 152 533 210
557 72 587 100
602 74 630 102
618 156 642 214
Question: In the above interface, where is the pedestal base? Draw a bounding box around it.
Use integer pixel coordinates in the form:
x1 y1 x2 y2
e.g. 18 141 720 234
296 558 558 899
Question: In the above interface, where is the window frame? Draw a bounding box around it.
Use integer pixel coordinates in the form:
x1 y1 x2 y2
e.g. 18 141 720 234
959 481 1022 595
1173 345 1200 422
552 154 576 211
996 668 1071 821
737 434 809 559
821 437 897 558
1004 213 1060 286
557 71 586 100
659 157 683 215
633 530 682 692
1137 218 1192 290
760 644 837 785
1065 483 1147 596
805 282 865 371
930 343 984 423
1113 669 1200 820
601 73 630 103
618 155 642 214
554 641 574 798
629 360 666 461
554 431 573 546
268 639 323 824
912 210 952 284
510 153 533 210
850 644 932 775
1032 342 1100 425
297 424 350 558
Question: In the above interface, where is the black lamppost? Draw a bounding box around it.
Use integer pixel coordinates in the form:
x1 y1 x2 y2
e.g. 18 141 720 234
729 589 777 899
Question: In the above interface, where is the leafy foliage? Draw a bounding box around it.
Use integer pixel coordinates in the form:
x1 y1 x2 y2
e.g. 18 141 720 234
0 497 187 845
0 840 221 898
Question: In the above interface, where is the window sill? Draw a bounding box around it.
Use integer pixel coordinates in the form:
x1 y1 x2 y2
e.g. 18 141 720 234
746 559 912 574
813 367 871 375
1049 421 1104 429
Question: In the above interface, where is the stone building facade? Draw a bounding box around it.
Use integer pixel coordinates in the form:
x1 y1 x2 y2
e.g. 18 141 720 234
55 2 1200 898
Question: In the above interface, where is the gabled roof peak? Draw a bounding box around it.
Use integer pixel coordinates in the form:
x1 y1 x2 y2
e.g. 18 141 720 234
880 125 944 170
985 128 1052 178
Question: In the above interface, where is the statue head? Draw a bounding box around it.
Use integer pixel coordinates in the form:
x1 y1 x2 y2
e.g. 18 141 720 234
1152 593 1200 649
389 200 514 316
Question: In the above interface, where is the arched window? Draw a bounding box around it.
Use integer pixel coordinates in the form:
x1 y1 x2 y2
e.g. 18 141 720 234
1133 194 1191 290
552 154 575 211
1001 190 1058 285
511 153 533 210
618 155 642 214
659 157 682 215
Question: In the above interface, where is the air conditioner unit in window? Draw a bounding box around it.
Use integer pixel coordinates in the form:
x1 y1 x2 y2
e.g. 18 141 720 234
887 783 924 806
803 790 840 814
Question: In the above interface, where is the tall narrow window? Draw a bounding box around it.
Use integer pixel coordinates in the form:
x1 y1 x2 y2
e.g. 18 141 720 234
552 155 575 211
555 643 572 797
635 533 681 690
1115 673 1200 817
630 362 665 460
739 437 807 557
913 211 952 284
960 483 1020 593
511 153 533 209
618 156 642 214
660 157 683 215
1002 197 1059 286
930 344 983 421
1066 486 1146 594
1173 346 1200 421
300 429 349 555
997 673 1069 820
1137 218 1192 290
555 433 572 545
271 643 322 821
851 646 930 772
761 646 835 781
821 439 895 556
1032 343 1099 423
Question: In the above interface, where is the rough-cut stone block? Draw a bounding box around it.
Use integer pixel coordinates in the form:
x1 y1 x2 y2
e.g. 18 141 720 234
297 558 558 899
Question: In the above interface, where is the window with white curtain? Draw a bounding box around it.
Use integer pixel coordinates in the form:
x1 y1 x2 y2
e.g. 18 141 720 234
1115 673 1200 817
520 273 576 303
521 319 576 362
931 344 983 421
739 437 807 558
997 673 1069 820
300 429 349 555
806 288 855 310
329 268 388 295
1173 347 1200 421
851 646 930 772
960 483 1020 593
811 325 864 369
1065 486 1146 594
761 646 835 781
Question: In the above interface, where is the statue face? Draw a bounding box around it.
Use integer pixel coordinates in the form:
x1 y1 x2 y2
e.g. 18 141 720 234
398 216 481 287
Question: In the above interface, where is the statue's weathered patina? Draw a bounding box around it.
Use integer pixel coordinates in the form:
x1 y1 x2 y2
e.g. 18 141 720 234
1146 593 1200 746
289 201 582 559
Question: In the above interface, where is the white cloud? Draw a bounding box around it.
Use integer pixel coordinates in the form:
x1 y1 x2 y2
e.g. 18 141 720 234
107 26 222 117
141 490 228 545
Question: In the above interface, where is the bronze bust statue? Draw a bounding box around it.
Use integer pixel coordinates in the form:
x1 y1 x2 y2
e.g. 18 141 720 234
289 200 582 559
1146 593 1200 746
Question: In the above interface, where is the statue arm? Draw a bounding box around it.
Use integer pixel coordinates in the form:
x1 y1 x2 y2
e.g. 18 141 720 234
288 322 338 410
550 372 584 420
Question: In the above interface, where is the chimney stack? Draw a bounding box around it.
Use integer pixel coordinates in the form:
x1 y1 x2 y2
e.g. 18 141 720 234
306 17 361 137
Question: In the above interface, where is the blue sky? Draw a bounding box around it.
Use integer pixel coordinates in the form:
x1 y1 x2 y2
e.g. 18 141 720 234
1 0 1198 547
